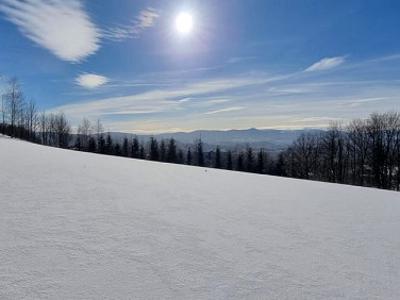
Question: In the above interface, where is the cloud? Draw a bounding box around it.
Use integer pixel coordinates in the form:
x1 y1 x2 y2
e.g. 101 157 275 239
137 8 159 28
51 57 400 133
51 76 264 124
204 106 245 115
345 97 387 108
75 74 109 89
204 98 231 105
305 56 346 72
0 0 100 62
104 7 159 41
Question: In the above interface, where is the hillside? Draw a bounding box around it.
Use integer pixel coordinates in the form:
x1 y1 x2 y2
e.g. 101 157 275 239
1 136 399 299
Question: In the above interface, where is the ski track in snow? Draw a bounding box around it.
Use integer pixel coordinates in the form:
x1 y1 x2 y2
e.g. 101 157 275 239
0 136 399 299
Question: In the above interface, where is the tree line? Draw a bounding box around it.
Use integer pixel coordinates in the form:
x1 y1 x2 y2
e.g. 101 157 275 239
280 113 400 190
1 77 400 191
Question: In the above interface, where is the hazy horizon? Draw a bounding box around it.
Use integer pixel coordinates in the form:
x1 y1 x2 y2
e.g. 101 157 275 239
1 0 400 133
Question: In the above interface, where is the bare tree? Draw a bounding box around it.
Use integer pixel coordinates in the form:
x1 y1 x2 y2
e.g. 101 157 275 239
0 76 6 132
320 123 346 183
1 94 6 134
77 118 92 150
94 119 104 152
5 78 24 137
25 99 38 140
395 125 400 190
286 133 320 179
54 112 71 148
39 111 47 144
366 112 400 189
347 119 369 186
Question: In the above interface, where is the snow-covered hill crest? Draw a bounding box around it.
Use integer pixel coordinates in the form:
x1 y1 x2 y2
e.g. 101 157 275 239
1 136 399 299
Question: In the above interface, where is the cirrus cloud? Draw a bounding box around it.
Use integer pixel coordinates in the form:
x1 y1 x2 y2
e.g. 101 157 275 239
103 7 159 41
0 0 101 62
204 106 245 115
305 56 346 72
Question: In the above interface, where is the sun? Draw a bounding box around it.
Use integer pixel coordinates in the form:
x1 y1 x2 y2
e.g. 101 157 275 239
175 12 193 35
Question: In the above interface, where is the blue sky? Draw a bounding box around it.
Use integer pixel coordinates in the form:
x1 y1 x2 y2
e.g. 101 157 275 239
1 0 400 132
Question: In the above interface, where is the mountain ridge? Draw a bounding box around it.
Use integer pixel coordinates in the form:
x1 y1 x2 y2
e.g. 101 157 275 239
105 128 324 151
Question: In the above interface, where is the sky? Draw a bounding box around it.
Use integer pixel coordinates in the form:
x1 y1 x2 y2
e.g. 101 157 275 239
1 0 400 133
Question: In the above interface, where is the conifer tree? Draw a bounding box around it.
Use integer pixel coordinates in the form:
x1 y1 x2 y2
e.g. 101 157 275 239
98 134 106 154
88 136 97 152
131 136 140 158
214 146 222 168
226 150 233 170
122 137 129 157
237 152 245 171
167 138 177 162
177 149 184 164
246 147 254 172
139 144 145 159
149 137 159 161
196 139 204 166
75 135 82 151
114 143 122 156
256 149 265 173
274 152 286 176
159 140 166 161
106 134 113 154
186 147 192 165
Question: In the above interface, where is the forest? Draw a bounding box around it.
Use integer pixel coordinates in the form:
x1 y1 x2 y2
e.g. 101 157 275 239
2 78 400 191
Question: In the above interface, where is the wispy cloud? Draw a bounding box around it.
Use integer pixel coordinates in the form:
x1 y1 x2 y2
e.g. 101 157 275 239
204 106 245 115
345 97 388 108
305 56 346 72
75 74 109 89
50 52 400 133
103 7 159 41
0 0 101 62
137 8 159 28
204 98 231 105
51 76 265 123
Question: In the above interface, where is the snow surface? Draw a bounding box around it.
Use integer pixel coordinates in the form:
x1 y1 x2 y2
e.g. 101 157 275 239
1 136 399 299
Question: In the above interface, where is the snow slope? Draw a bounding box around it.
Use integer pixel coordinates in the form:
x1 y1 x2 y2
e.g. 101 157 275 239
0 136 399 299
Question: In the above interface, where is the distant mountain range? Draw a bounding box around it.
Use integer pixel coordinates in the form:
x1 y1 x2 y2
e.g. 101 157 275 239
107 128 323 152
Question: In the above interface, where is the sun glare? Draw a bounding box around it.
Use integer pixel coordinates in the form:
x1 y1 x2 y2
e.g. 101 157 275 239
175 12 193 35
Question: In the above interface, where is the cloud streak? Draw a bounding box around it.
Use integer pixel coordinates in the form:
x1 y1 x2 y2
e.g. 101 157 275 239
49 53 400 133
103 7 159 41
51 76 267 124
305 56 346 72
204 106 244 115
0 0 101 62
